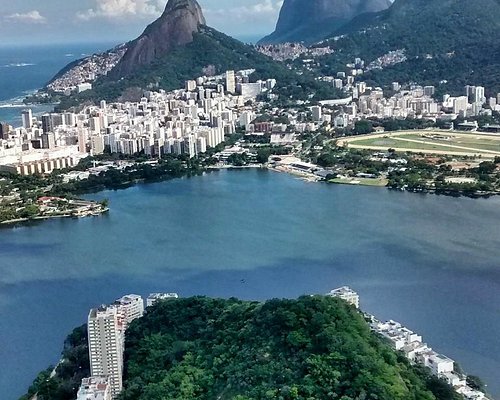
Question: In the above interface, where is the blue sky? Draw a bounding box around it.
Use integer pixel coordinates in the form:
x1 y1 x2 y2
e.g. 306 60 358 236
0 0 283 46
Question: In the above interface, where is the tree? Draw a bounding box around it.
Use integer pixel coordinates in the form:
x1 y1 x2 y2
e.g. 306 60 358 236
353 120 374 135
100 199 109 208
256 148 272 164
317 152 337 167
478 161 496 174
466 375 485 391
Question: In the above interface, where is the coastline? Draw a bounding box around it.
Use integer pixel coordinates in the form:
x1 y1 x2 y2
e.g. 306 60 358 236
0 207 109 227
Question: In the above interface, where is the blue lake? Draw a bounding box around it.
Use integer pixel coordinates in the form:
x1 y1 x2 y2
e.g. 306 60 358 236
1 169 500 399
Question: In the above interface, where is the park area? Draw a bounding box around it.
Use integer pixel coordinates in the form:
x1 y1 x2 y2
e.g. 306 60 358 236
338 130 500 158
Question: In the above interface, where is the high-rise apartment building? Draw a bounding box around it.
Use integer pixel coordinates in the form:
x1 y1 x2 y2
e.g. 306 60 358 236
0 122 10 139
87 307 124 399
225 70 236 94
41 114 52 133
41 132 56 149
473 86 486 105
311 106 322 122
21 109 33 129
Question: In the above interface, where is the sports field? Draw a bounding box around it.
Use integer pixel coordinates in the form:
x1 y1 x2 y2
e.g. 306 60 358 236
338 131 500 157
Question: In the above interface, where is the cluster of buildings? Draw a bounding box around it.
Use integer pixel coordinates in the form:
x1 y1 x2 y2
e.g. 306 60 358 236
327 287 487 400
79 292 178 399
0 70 277 175
371 318 487 399
310 55 500 130
257 42 333 62
302 81 500 131
47 46 127 95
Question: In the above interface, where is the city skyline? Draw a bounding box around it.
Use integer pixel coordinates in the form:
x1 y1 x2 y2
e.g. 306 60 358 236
0 0 283 46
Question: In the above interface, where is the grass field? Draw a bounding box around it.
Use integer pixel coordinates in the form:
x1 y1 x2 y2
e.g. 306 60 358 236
330 177 389 187
351 138 464 153
340 131 500 157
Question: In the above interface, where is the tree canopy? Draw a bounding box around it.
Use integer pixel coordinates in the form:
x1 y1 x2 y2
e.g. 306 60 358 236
120 296 460 400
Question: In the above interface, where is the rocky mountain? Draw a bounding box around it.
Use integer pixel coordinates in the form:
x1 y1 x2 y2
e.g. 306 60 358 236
258 0 392 45
109 0 205 79
318 0 500 93
49 0 341 109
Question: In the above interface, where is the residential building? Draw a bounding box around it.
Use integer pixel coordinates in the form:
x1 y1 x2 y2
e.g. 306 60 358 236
21 109 33 129
225 70 236 94
77 376 112 400
114 294 144 326
87 307 124 398
146 293 179 307
326 286 360 308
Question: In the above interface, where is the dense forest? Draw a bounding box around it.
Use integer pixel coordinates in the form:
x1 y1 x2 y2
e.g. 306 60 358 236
120 296 462 400
20 296 464 400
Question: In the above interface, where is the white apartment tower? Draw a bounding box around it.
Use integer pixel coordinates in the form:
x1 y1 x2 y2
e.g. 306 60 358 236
87 307 124 399
226 70 236 94
21 109 33 129
311 106 322 122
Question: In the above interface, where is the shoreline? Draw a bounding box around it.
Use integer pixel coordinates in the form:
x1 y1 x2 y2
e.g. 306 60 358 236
1 164 497 231
0 207 109 227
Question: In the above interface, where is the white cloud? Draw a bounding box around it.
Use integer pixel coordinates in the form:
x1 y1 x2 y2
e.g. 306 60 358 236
205 0 283 23
77 0 164 21
5 10 47 24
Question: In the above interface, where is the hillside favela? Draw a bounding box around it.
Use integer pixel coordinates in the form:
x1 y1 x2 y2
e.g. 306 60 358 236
0 0 499 400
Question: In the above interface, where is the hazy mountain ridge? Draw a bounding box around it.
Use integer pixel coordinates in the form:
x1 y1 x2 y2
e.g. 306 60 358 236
258 0 392 45
319 0 500 93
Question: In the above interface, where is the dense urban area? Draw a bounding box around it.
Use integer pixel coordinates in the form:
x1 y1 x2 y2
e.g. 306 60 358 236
3 0 500 398
3 61 500 224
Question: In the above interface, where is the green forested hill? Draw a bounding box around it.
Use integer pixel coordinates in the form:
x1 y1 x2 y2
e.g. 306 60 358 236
120 296 461 400
319 0 500 94
56 27 340 110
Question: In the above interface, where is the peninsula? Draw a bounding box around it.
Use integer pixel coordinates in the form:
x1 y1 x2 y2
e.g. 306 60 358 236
21 288 490 400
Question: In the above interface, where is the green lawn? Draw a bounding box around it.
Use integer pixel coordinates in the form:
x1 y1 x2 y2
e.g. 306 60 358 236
347 132 500 154
350 138 467 153
330 177 388 187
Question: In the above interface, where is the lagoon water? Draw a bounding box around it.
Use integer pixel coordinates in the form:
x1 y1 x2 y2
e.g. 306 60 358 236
1 169 500 399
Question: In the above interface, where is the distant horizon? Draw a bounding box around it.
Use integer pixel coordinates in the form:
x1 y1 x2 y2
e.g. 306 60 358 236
0 0 280 47
0 34 265 49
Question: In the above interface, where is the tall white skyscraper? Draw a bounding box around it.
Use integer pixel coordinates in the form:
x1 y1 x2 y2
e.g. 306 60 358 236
21 109 33 129
88 307 124 399
311 106 322 122
225 70 236 94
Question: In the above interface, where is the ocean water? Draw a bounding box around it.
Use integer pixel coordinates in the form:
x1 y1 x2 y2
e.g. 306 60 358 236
0 170 499 399
0 42 119 127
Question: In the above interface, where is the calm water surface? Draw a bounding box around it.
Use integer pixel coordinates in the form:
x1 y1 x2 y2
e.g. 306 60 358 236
1 169 500 399
0 43 119 126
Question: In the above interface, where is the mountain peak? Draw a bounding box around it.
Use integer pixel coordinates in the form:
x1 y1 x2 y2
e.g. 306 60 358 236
110 0 206 79
162 0 205 22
